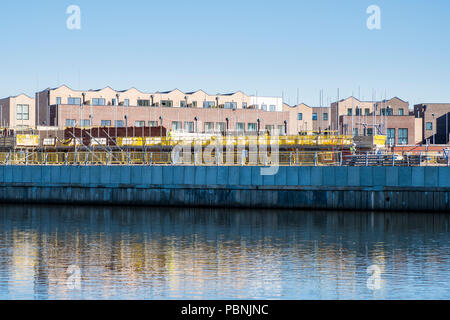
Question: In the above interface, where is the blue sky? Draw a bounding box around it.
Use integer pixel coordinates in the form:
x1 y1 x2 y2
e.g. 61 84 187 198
0 0 449 107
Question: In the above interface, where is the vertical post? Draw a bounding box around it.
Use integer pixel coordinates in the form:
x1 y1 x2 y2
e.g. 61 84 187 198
365 152 368 166
289 152 292 166
419 152 422 167
314 152 317 166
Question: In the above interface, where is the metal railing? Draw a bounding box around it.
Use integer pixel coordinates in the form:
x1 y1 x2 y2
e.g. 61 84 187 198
0 151 448 166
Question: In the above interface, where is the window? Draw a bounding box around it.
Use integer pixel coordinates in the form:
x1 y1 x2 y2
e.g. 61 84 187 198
261 105 267 111
367 128 373 136
365 108 370 116
265 125 275 133
65 119 76 127
426 122 433 130
80 119 91 127
203 101 215 108
352 128 359 136
236 122 245 132
216 122 226 132
101 120 111 127
348 109 353 116
135 121 145 127
242 102 247 109
56 97 62 105
278 125 284 135
137 100 150 107
161 100 173 107
298 113 303 121
115 120 125 127
112 99 117 106
124 99 130 106
269 105 276 112
312 113 318 121
356 108 361 116
382 108 393 116
247 123 257 132
184 121 194 133
398 128 408 145
180 101 186 108
92 98 105 106
204 122 214 132
224 102 237 109
323 113 328 121
387 128 396 145
68 97 81 105
148 121 158 127
398 108 404 116
16 104 29 120
192 101 197 108
172 121 182 131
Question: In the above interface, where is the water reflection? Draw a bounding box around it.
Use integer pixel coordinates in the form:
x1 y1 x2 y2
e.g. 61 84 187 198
0 205 448 300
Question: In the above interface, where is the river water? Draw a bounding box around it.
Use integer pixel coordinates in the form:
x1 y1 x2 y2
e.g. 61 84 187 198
0 205 448 300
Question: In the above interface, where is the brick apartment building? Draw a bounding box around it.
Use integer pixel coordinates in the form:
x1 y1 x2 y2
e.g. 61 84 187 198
414 103 450 144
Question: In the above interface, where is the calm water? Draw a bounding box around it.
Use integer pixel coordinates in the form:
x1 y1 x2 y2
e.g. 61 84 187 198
0 205 448 300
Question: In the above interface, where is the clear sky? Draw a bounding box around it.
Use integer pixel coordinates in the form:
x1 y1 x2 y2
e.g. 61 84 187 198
0 0 449 107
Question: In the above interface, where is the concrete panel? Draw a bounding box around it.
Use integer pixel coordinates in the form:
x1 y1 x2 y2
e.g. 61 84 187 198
41 166 52 185
173 166 185 185
298 167 311 186
275 167 287 186
162 166 173 185
217 167 229 185
206 167 218 186
99 166 111 185
130 166 143 186
13 166 25 184
335 167 348 186
195 166 207 185
151 166 163 185
311 167 322 186
59 166 71 185
183 166 196 185
372 167 386 187
0 166 3 183
412 167 425 187
322 167 336 186
251 167 263 186
286 167 299 186
80 167 90 185
425 167 439 188
141 167 152 186
228 167 239 185
50 166 62 184
239 167 252 186
438 168 450 188
263 171 275 186
385 167 399 187
348 167 360 187
360 167 373 187
31 166 42 184
398 167 412 187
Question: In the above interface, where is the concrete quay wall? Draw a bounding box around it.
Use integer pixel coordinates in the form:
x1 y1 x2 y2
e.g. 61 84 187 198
0 166 449 212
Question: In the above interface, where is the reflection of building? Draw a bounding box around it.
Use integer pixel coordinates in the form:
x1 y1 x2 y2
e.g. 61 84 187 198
0 94 35 129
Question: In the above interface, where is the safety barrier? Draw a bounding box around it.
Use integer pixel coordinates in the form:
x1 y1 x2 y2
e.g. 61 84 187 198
0 150 448 166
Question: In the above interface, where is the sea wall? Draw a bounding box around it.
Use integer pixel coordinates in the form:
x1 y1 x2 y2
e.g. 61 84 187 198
0 166 449 211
